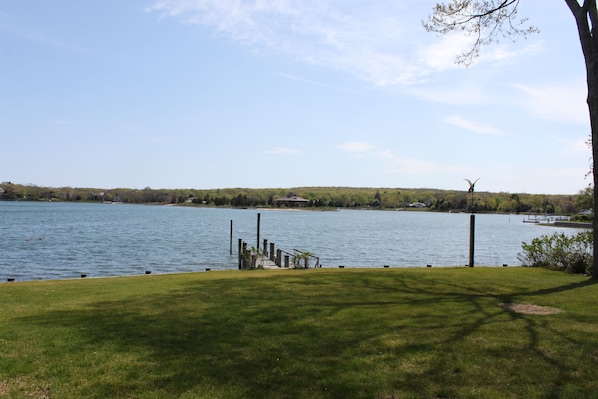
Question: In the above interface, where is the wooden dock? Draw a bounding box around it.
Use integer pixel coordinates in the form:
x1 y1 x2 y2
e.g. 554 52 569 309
235 213 319 270
254 255 283 270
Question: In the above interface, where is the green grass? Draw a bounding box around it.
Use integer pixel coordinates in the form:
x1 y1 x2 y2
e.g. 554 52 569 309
1 267 598 399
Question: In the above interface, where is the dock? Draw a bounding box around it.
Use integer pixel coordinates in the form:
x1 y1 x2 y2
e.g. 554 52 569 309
237 238 319 270
254 255 283 270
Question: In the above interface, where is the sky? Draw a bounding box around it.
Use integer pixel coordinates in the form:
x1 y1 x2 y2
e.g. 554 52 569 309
0 1 592 194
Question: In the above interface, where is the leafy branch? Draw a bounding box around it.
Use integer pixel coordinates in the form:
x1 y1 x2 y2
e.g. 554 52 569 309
423 0 539 65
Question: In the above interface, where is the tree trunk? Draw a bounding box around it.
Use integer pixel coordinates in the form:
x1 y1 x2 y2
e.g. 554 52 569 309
590 70 598 279
565 0 598 277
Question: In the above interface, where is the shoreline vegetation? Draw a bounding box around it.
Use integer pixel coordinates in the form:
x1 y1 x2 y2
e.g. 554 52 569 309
1 267 597 398
0 181 593 216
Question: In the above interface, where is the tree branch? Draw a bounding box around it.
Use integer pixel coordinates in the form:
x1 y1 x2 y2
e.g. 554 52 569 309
424 0 538 65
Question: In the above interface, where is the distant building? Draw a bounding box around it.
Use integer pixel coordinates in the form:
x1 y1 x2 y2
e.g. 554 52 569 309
275 194 309 208
408 202 427 208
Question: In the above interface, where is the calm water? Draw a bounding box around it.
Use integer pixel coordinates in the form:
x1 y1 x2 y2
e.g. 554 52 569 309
0 201 584 281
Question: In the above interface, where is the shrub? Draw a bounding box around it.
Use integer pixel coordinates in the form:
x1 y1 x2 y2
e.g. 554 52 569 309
518 231 593 274
292 251 313 269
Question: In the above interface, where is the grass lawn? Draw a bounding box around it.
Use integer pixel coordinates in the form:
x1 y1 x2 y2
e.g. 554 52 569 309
1 267 597 399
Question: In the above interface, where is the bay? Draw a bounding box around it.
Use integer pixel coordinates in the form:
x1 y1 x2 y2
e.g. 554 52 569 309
0 201 584 282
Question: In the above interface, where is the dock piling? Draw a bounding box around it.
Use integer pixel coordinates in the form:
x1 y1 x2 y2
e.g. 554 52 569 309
270 242 275 261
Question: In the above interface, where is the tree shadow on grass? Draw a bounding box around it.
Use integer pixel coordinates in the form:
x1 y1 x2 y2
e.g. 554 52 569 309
20 277 403 398
16 270 598 398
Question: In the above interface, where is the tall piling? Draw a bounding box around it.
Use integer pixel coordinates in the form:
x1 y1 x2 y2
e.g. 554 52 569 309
469 214 475 267
270 242 275 261
238 239 243 270
256 213 261 251
230 220 233 255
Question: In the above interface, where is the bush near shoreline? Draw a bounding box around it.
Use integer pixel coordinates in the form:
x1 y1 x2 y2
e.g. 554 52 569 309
1 267 597 398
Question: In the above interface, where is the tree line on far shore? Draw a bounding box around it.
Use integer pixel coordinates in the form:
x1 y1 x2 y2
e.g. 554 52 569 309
0 181 593 215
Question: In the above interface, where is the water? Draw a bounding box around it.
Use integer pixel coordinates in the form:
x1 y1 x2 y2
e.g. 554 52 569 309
0 201 585 281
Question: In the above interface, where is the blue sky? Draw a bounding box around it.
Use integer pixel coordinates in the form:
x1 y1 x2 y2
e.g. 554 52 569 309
0 1 591 194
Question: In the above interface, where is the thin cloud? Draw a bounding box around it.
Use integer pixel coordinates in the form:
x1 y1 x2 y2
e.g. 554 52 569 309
569 139 591 152
148 1 541 87
444 115 512 136
338 140 466 176
417 33 474 71
337 141 375 154
513 81 588 125
544 132 590 153
386 157 466 176
408 83 488 105
483 41 544 64
0 14 89 54
337 140 395 162
265 147 302 155
275 72 354 92
148 1 464 86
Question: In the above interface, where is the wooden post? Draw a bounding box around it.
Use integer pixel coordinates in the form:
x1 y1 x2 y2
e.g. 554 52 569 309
469 214 475 267
276 249 281 266
230 220 233 255
263 239 268 257
284 255 290 268
270 242 275 261
238 239 243 270
256 213 261 251
242 241 248 269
